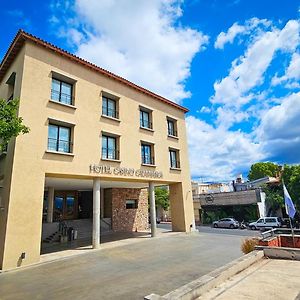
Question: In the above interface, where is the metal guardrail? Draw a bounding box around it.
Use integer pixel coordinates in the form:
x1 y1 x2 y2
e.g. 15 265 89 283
48 138 72 153
51 89 74 105
261 228 300 239
102 148 119 160
102 107 119 119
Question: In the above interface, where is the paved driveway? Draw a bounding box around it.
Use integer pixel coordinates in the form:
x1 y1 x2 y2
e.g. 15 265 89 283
0 231 251 300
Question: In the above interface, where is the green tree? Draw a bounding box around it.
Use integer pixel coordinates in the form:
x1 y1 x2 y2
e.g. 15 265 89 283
155 187 169 211
0 98 29 151
282 165 300 208
248 162 280 181
262 183 284 215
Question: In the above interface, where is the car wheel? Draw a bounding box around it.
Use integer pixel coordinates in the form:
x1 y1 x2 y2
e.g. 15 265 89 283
250 225 256 230
229 224 234 229
213 223 218 228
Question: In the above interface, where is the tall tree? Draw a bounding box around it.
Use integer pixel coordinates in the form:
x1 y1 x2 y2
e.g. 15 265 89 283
248 162 280 181
0 98 29 151
282 165 300 208
155 187 169 211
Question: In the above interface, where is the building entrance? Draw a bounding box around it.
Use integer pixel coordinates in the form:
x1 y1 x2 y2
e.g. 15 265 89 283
53 191 78 221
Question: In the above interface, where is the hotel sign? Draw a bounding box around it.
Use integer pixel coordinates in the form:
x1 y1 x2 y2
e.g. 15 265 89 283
89 164 163 178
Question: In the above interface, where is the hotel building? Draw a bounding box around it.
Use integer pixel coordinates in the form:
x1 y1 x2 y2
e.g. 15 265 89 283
0 30 195 270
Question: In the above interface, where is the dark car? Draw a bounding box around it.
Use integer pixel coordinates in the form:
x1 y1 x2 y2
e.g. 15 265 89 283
149 216 161 224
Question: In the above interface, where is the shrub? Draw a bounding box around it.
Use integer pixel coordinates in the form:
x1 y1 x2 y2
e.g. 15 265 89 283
241 238 260 254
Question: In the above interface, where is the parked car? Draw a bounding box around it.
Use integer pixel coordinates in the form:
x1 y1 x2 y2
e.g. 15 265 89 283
148 216 161 224
213 218 239 229
248 217 281 230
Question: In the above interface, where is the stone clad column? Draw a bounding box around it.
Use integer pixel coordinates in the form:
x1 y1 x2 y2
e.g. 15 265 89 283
149 182 157 237
47 187 54 223
93 178 101 249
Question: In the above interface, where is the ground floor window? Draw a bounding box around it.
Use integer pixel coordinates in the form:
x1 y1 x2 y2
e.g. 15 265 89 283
126 199 138 209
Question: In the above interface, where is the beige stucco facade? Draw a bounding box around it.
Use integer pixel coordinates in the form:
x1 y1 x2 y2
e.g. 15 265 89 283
0 32 195 270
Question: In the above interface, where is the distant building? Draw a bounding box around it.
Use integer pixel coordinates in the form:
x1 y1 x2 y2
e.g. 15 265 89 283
192 175 279 224
192 181 233 196
233 175 279 191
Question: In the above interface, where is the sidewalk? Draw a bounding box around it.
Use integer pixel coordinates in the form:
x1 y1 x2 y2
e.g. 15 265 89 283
198 258 300 300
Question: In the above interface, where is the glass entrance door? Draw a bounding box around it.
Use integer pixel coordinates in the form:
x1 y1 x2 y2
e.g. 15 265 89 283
53 191 78 221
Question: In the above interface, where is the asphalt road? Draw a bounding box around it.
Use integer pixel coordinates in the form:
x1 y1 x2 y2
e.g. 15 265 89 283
0 229 252 300
197 225 261 237
158 223 261 237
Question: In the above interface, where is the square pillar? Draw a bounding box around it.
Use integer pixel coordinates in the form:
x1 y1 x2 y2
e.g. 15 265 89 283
93 178 101 249
149 182 157 237
169 182 195 232
47 187 54 223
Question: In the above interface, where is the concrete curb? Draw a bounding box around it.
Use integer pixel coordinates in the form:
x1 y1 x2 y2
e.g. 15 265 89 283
145 250 264 300
256 246 300 260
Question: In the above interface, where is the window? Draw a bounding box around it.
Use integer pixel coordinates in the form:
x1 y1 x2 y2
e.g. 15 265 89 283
167 118 177 137
6 72 15 102
169 149 180 169
102 135 119 160
102 96 118 119
141 143 154 165
51 78 73 105
48 124 72 153
140 109 152 129
126 199 138 209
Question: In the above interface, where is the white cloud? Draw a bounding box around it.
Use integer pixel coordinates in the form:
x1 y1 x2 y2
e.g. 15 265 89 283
199 106 211 113
272 52 300 86
211 20 300 131
214 18 271 49
51 0 209 103
215 107 249 129
212 20 300 107
186 116 264 181
257 92 300 163
214 22 245 49
190 19 300 180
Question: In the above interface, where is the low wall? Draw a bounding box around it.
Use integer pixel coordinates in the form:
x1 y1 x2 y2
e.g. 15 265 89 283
259 235 300 248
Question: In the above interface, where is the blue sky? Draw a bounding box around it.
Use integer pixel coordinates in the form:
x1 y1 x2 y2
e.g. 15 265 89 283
1 0 300 182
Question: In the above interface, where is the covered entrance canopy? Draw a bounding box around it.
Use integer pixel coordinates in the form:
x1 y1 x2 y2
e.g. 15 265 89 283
42 176 163 252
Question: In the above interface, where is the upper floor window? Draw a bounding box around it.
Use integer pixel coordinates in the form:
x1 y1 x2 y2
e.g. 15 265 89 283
51 78 73 105
102 135 119 160
141 143 154 165
102 96 118 119
167 118 178 137
169 149 180 169
48 124 72 153
140 109 152 129
5 72 16 102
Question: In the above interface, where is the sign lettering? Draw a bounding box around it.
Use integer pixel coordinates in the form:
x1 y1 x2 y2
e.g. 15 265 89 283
89 164 163 178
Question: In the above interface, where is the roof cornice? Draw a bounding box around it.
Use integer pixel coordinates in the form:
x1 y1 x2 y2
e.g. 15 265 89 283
0 30 189 113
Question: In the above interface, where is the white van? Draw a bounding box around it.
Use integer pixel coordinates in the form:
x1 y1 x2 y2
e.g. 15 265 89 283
249 217 281 230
